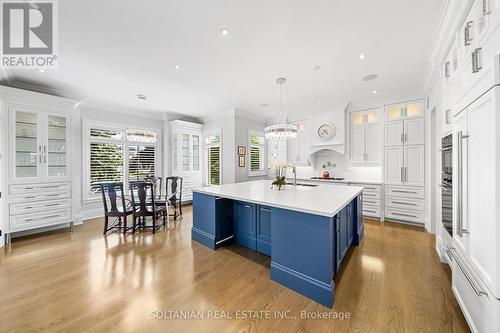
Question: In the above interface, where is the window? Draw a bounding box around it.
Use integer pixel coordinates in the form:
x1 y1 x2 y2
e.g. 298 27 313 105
84 122 159 200
249 130 266 176
206 133 221 185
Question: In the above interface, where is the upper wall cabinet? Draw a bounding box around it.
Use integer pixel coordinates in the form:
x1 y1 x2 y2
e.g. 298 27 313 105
384 100 424 121
349 108 383 163
384 100 425 146
287 121 309 166
9 105 70 182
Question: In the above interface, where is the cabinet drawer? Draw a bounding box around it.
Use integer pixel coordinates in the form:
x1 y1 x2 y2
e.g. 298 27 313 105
385 207 424 224
10 198 71 215
10 208 72 229
10 182 71 195
385 196 424 211
385 185 424 199
362 191 380 200
362 197 380 207
10 190 71 203
451 249 498 333
362 204 380 218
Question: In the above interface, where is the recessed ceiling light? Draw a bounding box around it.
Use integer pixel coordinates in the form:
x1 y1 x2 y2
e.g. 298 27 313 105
372 90 377 94
362 74 378 81
220 28 229 36
260 103 269 108
173 64 180 70
240 95 246 98
317 101 322 106
313 65 322 71
137 94 148 100
359 54 366 60
35 69 46 73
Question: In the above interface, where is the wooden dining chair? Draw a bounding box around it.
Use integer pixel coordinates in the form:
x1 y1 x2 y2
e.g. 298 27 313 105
129 181 166 233
165 176 183 220
100 182 134 235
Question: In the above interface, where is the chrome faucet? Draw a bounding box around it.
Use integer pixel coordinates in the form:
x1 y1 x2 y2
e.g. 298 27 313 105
292 165 297 186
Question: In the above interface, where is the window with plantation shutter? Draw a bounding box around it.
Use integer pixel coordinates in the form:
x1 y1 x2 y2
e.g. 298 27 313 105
84 122 159 200
206 133 221 185
89 143 124 194
248 130 266 176
128 145 155 181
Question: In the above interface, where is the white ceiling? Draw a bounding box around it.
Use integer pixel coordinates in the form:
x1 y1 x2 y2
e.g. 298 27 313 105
3 0 445 119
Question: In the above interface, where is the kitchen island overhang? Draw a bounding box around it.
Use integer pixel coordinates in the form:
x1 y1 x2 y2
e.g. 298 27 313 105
191 180 364 308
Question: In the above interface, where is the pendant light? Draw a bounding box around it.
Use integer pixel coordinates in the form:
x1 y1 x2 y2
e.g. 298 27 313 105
264 78 298 140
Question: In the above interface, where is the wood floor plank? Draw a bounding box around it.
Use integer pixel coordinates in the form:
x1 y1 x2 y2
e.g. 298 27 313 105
0 209 470 333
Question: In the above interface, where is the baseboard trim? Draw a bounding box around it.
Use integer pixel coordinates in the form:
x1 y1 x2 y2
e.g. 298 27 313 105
271 261 334 308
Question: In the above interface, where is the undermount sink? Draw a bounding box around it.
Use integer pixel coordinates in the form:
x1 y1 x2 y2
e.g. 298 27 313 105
285 182 319 187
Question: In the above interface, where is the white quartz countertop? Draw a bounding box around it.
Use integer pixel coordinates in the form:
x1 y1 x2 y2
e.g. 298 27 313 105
285 177 383 186
192 180 363 217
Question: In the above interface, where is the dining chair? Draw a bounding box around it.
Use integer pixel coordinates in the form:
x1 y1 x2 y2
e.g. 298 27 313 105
165 176 183 220
129 181 166 233
100 182 134 235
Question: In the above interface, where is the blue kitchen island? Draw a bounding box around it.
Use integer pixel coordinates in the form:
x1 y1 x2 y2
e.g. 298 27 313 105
191 180 364 308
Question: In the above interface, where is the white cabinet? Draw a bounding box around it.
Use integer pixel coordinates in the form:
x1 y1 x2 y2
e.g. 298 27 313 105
287 121 309 165
404 145 425 187
385 118 424 146
349 108 383 163
170 120 203 202
385 100 424 121
453 87 499 299
3 98 75 239
349 183 382 220
9 106 70 182
385 146 404 185
384 99 425 225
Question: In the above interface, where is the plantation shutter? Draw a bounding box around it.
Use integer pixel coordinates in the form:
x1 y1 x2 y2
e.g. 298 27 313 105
128 145 156 181
89 143 124 194
208 146 220 185
249 133 265 173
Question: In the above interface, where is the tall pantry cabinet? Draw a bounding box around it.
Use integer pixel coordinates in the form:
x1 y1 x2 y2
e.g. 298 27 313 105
384 100 425 225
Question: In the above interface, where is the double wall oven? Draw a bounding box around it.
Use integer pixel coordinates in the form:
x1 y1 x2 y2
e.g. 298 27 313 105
441 134 453 236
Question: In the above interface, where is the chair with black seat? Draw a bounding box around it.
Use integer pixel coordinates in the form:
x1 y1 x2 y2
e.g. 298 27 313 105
144 176 167 226
129 181 166 233
165 176 183 220
100 182 134 235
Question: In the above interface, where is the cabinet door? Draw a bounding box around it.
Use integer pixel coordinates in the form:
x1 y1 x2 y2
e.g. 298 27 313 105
256 205 272 256
181 133 190 171
11 107 43 180
365 124 383 162
192 135 200 171
404 118 424 145
46 114 69 178
350 126 365 162
452 110 468 254
234 201 257 250
385 103 404 121
404 145 424 186
466 90 496 293
385 121 404 146
404 101 424 119
385 147 404 185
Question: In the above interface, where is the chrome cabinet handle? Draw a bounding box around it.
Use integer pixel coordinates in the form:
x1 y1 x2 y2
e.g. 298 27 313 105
472 48 483 73
445 61 451 78
400 167 404 182
260 207 271 212
464 21 473 46
450 248 488 296
401 133 404 143
392 212 417 218
483 0 491 15
457 131 470 236
392 201 417 206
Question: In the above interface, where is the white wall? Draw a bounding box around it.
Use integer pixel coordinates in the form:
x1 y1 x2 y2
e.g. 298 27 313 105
235 114 267 183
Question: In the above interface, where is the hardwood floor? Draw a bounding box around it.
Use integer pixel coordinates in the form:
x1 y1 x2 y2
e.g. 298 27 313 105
0 207 470 333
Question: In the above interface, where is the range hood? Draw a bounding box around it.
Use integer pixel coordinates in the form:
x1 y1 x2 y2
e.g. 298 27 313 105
309 142 345 155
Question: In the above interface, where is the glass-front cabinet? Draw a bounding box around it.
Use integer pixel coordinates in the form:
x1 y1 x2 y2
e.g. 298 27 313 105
385 100 423 121
10 106 70 181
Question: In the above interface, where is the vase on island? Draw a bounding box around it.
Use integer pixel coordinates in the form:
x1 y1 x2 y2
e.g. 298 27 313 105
271 163 290 190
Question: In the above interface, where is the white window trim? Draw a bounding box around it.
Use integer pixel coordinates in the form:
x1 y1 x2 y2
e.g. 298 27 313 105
204 128 222 186
82 119 160 202
248 129 266 177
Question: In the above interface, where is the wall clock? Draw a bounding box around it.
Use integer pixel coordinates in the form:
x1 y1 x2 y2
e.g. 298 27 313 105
317 123 336 141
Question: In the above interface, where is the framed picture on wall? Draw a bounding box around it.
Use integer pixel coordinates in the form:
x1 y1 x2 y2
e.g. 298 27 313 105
239 156 245 167
238 146 246 155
